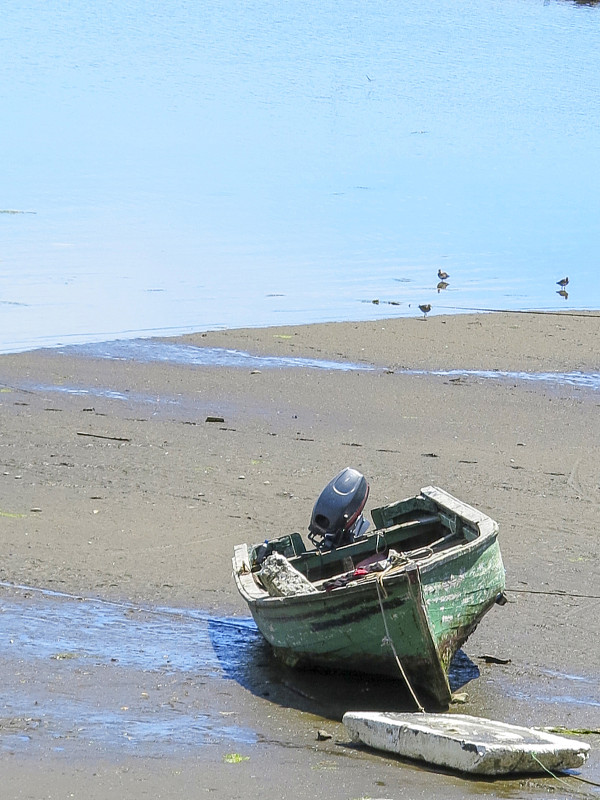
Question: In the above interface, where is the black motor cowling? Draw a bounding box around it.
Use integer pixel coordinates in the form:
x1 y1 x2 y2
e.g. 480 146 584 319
308 467 370 550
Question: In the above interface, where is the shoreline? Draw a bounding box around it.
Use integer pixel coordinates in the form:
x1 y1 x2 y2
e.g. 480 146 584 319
178 309 600 373
1 312 598 797
3 307 600 368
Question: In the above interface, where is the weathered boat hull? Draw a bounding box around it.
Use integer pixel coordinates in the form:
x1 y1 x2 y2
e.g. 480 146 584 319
233 486 505 708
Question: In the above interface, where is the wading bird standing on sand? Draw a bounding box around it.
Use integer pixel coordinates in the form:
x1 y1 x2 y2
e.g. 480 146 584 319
418 304 432 319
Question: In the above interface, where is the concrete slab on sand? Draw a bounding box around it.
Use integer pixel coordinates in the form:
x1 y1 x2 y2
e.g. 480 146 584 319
343 711 591 775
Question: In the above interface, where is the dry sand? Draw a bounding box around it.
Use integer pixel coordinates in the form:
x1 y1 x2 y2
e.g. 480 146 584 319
0 311 599 798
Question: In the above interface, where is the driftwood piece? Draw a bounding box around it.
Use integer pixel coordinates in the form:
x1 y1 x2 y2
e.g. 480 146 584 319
76 432 131 442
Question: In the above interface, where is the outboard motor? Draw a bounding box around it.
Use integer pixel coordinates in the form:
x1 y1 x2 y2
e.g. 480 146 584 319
308 467 370 550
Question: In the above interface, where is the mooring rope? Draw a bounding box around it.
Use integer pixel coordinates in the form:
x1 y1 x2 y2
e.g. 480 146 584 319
375 576 425 713
440 306 600 319
507 587 600 600
530 753 600 797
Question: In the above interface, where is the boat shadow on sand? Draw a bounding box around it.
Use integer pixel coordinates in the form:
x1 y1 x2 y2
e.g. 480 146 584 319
208 616 479 721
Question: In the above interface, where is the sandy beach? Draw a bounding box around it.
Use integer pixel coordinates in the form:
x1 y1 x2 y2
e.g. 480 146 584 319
1 311 599 799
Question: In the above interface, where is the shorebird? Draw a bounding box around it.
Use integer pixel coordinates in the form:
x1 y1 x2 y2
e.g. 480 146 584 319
437 281 449 293
418 304 432 319
557 289 568 300
437 269 449 280
556 277 569 289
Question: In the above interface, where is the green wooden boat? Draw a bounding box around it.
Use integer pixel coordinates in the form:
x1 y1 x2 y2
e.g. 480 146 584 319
232 486 505 709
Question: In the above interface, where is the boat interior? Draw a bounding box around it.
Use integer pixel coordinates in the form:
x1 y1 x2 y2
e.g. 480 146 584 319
248 494 481 585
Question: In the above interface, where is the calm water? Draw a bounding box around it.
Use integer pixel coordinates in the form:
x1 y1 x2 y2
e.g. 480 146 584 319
2 0 600 354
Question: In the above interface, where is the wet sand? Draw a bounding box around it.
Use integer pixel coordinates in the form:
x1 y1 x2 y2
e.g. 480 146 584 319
1 311 599 798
